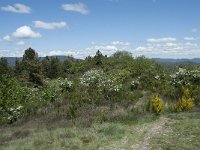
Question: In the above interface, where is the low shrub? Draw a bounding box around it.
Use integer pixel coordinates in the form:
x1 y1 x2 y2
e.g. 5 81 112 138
149 95 164 114
174 88 195 112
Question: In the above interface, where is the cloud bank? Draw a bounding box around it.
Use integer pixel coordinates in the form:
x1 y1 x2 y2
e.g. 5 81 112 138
1 3 31 14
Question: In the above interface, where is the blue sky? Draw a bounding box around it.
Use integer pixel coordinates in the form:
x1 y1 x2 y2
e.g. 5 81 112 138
0 0 200 58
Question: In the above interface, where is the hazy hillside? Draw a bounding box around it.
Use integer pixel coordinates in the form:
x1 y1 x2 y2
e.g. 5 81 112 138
4 56 77 66
154 58 200 64
4 56 200 66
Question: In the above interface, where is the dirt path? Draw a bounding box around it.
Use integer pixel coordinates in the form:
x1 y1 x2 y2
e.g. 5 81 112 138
131 117 170 150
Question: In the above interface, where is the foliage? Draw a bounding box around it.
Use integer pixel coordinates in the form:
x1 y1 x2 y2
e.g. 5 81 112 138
94 50 104 65
0 57 10 77
21 48 43 86
80 69 122 104
131 78 140 90
170 67 200 87
149 95 164 114
0 76 26 123
174 87 195 112
1 49 200 124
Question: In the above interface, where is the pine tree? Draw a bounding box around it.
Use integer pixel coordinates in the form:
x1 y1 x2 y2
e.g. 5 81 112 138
0 57 9 77
94 50 103 65
48 57 62 79
41 56 50 78
62 56 74 75
14 58 22 76
21 48 43 86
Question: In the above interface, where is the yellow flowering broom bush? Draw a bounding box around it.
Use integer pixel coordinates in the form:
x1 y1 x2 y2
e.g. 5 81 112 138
174 88 194 112
149 95 164 114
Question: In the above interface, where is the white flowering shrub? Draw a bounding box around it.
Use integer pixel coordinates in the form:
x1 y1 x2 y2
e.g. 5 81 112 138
0 76 75 124
98 76 122 92
131 79 140 90
170 68 200 87
80 69 122 92
60 78 73 91
44 78 73 101
80 69 104 87
80 69 122 102
7 105 23 122
0 76 27 123
154 75 160 80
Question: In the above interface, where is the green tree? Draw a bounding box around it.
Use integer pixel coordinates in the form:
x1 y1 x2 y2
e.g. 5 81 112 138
14 58 22 76
41 56 50 78
22 48 43 86
62 56 74 75
0 57 10 77
94 50 103 65
49 57 62 79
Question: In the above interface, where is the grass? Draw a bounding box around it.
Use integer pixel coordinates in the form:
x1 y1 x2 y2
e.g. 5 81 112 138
1 111 200 150
0 113 157 150
150 112 200 150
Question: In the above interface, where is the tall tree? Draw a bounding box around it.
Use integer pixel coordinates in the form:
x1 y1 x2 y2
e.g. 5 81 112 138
22 48 43 86
62 56 74 75
0 57 9 77
48 57 62 79
94 50 103 65
14 58 22 76
41 56 50 78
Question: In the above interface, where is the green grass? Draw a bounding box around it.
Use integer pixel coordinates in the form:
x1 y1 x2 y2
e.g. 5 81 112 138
150 112 200 150
0 114 157 150
1 112 200 150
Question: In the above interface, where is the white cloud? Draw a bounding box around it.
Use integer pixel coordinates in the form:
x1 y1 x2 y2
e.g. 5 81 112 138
3 35 12 41
147 37 176 43
2 26 41 43
0 50 9 57
85 44 120 57
134 39 200 58
111 41 130 46
184 37 196 41
192 28 198 33
62 3 88 15
16 41 25 45
12 26 41 39
33 21 67 30
1 3 31 14
48 50 66 56
43 50 83 58
83 41 132 58
86 45 118 53
165 43 177 47
0 49 24 57
135 46 148 51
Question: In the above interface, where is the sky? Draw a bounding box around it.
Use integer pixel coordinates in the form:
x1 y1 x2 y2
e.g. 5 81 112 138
0 0 200 58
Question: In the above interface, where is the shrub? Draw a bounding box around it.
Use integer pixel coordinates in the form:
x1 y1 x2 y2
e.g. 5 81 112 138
170 68 200 87
0 76 27 123
131 79 140 90
174 88 195 112
149 95 164 114
80 69 122 104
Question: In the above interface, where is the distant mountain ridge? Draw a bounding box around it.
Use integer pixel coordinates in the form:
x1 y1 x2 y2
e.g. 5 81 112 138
2 56 200 66
3 56 74 66
153 58 200 64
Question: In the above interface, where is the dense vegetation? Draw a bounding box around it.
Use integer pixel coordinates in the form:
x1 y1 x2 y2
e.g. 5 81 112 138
1 48 200 149
1 48 200 124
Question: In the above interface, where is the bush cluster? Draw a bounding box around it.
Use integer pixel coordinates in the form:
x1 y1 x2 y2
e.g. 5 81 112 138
174 88 194 112
149 95 164 114
1 48 200 124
